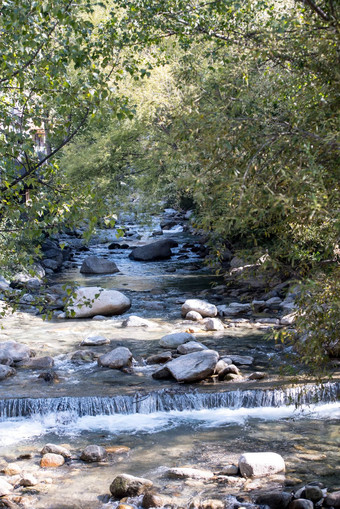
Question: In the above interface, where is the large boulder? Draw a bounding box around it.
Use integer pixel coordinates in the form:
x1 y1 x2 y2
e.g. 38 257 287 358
177 341 208 354
110 474 153 498
129 239 178 261
166 349 219 382
238 452 285 477
181 299 217 318
167 467 214 480
66 286 130 318
0 478 13 496
159 332 194 348
80 256 119 274
0 340 32 364
98 347 132 369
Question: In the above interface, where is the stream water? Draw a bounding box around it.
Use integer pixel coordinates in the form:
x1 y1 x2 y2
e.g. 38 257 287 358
0 217 339 508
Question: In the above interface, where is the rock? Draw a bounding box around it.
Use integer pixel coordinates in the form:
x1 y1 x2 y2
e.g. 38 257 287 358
325 491 340 508
229 355 254 365
40 453 65 468
255 492 292 509
159 332 194 348
239 452 285 477
0 478 13 496
110 474 153 498
203 318 225 331
0 365 16 381
190 499 225 509
98 347 132 369
182 299 218 318
38 371 59 383
218 465 239 475
222 373 243 381
177 341 208 354
122 315 157 328
185 311 203 321
80 445 107 462
280 312 297 326
165 349 219 383
214 360 231 374
0 276 10 291
152 365 172 379
230 256 245 268
66 286 131 318
4 463 22 476
142 492 166 509
71 350 97 364
219 302 252 316
304 485 324 502
252 300 266 312
248 371 267 380
289 500 314 509
19 473 38 487
265 297 283 309
146 352 173 364
80 256 120 274
167 467 214 480
218 364 240 380
129 239 178 261
41 444 71 459
16 356 54 370
81 335 110 346
106 446 130 454
0 341 31 364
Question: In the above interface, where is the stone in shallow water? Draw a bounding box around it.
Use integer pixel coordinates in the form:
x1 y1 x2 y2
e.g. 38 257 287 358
81 335 110 346
40 453 65 468
255 492 292 509
80 445 107 462
146 352 173 364
41 444 71 459
185 310 203 321
167 467 214 480
177 341 208 354
203 317 225 331
17 356 54 370
229 355 254 366
217 465 239 476
248 371 267 380
129 239 178 261
0 340 31 364
238 452 285 478
98 347 132 369
66 287 130 318
121 315 158 328
159 332 194 348
4 463 22 476
110 473 153 498
166 350 219 383
181 299 217 318
289 500 314 509
142 492 167 508
19 473 38 487
325 491 340 508
80 256 119 274
0 365 16 381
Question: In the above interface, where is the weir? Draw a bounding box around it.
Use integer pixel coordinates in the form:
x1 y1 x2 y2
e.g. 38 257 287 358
1 382 339 419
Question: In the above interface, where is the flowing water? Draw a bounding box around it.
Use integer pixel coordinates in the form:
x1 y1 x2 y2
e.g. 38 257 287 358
0 218 339 508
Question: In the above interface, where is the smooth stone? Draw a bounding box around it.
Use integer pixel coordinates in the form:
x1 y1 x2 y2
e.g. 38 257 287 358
177 341 208 354
106 446 130 454
190 499 225 509
280 312 297 325
219 302 251 316
229 355 254 365
185 311 203 321
16 356 54 370
239 452 285 477
81 335 110 346
304 485 324 502
167 467 214 480
121 315 157 328
159 332 194 348
256 492 292 509
222 373 243 381
19 473 38 487
214 360 231 374
80 445 107 462
181 299 218 318
289 500 314 509
80 256 119 274
0 341 31 364
248 371 267 380
142 492 167 508
40 453 65 468
71 349 97 364
110 474 153 498
218 364 240 380
0 478 13 496
0 365 16 381
202 317 225 331
325 491 340 508
166 350 219 383
98 347 132 369
66 287 131 318
146 352 173 364
41 444 71 459
218 465 239 475
152 365 172 380
129 239 178 261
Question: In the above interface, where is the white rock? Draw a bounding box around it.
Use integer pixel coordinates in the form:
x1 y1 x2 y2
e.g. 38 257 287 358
98 347 132 369
122 315 158 328
238 452 285 478
0 365 16 380
81 335 110 346
160 332 194 348
203 317 225 331
66 286 130 318
0 340 31 364
167 467 214 480
181 299 217 318
220 303 251 316
185 310 203 321
80 256 119 274
177 341 208 354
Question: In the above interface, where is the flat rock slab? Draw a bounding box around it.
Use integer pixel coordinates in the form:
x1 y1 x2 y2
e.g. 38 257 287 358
182 299 218 318
166 349 219 383
80 256 119 274
67 286 131 318
239 452 285 478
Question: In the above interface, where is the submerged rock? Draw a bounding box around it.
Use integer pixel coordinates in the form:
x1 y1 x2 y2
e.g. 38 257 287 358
66 286 130 318
110 473 153 498
80 256 119 274
98 347 132 369
129 239 178 261
182 299 218 318
239 452 285 477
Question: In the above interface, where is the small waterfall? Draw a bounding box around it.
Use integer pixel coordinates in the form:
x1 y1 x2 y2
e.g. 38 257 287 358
0 382 339 420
